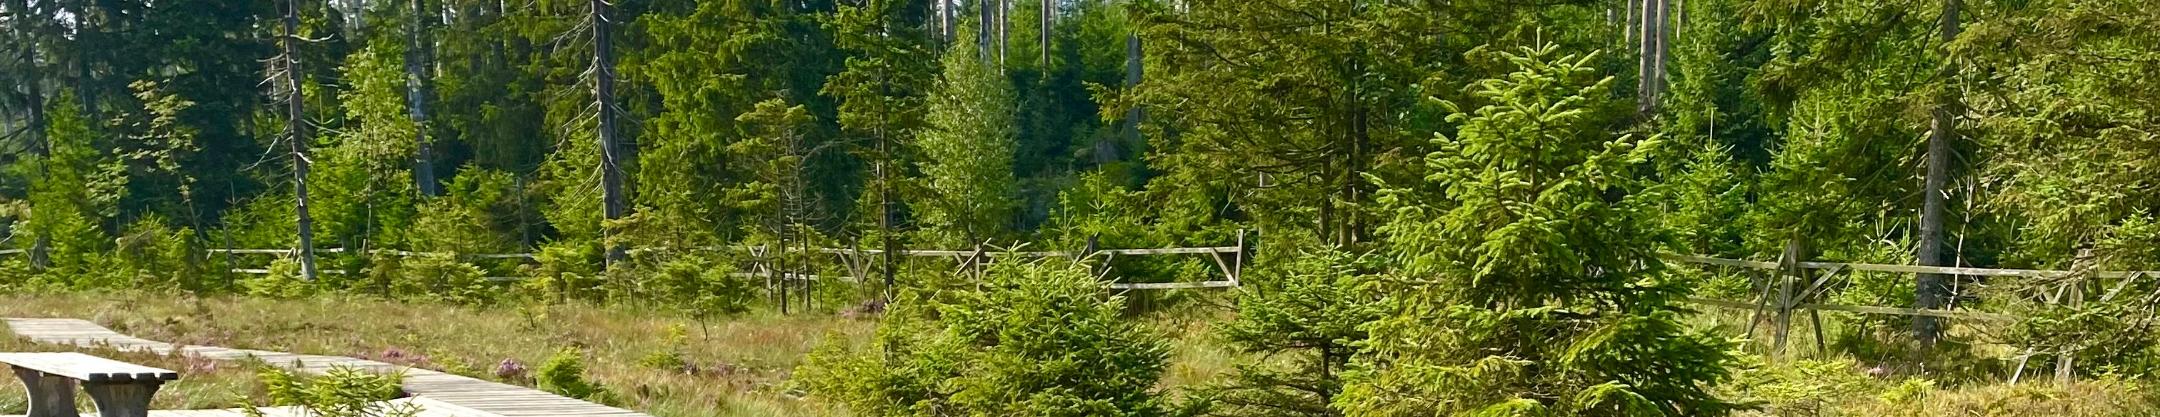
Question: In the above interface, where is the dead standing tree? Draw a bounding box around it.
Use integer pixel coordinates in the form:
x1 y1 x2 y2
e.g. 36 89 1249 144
1914 0 1964 346
591 0 632 266
273 0 321 280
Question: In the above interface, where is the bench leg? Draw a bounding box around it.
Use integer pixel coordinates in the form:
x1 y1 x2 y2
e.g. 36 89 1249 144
82 381 160 417
11 367 81 417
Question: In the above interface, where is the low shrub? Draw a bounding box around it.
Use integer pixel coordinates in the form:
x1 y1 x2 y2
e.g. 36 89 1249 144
796 259 1175 416
244 366 416 417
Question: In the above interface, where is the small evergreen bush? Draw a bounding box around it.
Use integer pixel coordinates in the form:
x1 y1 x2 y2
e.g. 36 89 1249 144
797 259 1174 416
538 348 609 402
244 366 417 417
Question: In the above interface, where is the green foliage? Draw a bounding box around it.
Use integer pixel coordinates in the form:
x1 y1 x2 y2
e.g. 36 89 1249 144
645 253 754 319
1717 357 1874 416
1343 44 1737 417
315 35 420 253
522 241 605 302
377 255 491 305
798 259 1173 416
1200 248 1384 417
637 324 692 371
916 38 1020 245
112 217 205 291
243 257 321 299
537 347 609 402
244 366 418 417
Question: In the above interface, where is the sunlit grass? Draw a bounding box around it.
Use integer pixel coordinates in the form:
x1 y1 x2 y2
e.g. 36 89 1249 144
0 326 267 413
0 292 872 417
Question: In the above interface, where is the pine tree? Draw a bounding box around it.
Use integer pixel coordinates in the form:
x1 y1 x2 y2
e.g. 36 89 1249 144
1205 248 1383 417
1342 44 1736 417
824 0 935 296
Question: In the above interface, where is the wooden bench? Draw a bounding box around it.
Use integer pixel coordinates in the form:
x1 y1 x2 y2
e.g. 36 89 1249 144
0 352 179 417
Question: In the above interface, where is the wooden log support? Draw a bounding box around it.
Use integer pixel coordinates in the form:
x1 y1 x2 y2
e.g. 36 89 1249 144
13 367 78 417
82 381 161 417
1743 269 1775 337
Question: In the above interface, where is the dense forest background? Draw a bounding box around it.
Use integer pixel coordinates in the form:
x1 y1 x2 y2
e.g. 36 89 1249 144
0 0 2152 320
6 0 2160 414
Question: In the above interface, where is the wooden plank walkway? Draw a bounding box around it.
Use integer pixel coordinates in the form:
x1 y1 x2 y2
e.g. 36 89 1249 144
1 318 653 417
7 397 501 417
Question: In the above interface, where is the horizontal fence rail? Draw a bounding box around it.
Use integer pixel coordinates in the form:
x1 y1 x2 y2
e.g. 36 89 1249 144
195 233 1252 291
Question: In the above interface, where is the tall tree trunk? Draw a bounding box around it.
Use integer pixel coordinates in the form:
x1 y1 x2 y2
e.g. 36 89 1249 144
878 92 896 301
1914 0 1963 345
942 0 955 46
408 0 440 197
1118 32 1141 162
11 0 52 269
997 0 1008 69
1654 0 1671 104
977 0 992 62
592 0 631 265
1039 0 1050 72
1636 0 1666 116
70 1 94 123
281 0 321 281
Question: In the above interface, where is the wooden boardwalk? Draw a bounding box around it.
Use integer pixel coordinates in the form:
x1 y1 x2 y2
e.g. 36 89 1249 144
1 318 652 417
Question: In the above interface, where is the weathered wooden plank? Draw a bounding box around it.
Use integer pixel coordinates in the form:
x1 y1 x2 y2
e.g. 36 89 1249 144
2 318 654 417
1684 297 2019 322
0 352 179 382
1662 253 2160 279
1107 281 1239 290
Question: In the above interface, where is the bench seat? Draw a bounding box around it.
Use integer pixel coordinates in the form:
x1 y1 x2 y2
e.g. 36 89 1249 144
0 352 180 417
0 353 179 383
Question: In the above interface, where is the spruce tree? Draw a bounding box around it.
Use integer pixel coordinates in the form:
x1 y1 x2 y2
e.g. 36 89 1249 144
1341 44 1736 417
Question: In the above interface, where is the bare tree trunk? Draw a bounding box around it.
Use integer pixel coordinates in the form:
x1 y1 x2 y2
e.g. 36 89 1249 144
10 0 52 269
1118 33 1141 162
1914 0 1963 346
71 2 94 124
408 0 440 197
977 0 992 63
997 0 1008 69
592 0 631 265
878 119 896 301
1039 0 1050 72
1658 0 1673 111
1636 0 1666 116
281 0 321 281
942 0 955 46
876 27 894 300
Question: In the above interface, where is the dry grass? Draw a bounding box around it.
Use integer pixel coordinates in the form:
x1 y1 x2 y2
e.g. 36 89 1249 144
0 326 267 413
0 292 871 417
1735 377 2160 417
1 291 2139 417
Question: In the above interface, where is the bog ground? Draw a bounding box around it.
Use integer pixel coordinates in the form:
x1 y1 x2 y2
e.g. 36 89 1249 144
0 292 1239 417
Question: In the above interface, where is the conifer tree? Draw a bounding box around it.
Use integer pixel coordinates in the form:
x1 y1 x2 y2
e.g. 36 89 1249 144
1342 44 1735 417
824 0 935 295
917 37 1019 244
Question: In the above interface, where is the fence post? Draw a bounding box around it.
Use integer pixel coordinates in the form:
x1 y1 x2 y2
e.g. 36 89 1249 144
2057 248 2096 384
1233 229 1249 284
1773 236 1810 358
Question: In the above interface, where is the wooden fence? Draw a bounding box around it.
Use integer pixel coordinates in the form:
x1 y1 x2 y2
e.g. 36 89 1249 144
203 231 1253 292
1664 249 2160 382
